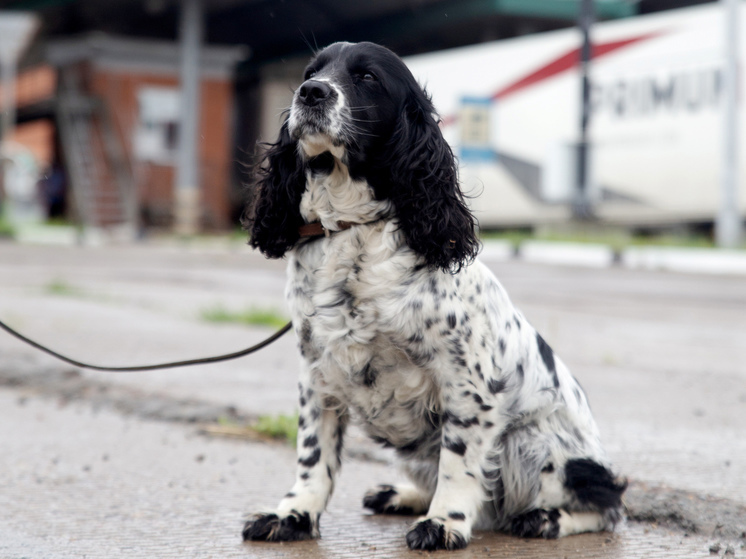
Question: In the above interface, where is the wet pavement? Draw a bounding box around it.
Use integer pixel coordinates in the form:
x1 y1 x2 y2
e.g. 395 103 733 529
0 240 745 558
0 391 733 559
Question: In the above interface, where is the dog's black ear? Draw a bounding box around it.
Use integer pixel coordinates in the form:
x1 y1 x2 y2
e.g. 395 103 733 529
244 121 305 259
380 88 480 273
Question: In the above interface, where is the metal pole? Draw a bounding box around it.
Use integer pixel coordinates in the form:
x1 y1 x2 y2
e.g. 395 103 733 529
0 54 16 217
574 0 594 219
717 0 742 248
0 53 16 146
175 0 203 235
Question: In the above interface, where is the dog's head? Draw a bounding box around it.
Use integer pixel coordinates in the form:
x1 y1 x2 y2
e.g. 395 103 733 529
247 41 480 273
286 42 413 164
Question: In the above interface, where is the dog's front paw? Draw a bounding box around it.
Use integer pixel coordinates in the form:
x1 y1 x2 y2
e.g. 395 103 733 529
242 510 318 542
406 518 468 551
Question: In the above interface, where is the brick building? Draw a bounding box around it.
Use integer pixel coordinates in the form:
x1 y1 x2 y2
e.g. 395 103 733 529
41 34 245 233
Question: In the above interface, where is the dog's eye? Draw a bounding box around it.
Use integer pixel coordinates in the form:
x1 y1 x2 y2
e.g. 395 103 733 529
304 69 316 80
354 71 377 83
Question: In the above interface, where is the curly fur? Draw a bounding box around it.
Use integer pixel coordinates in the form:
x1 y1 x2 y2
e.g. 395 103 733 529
245 121 305 259
242 41 626 551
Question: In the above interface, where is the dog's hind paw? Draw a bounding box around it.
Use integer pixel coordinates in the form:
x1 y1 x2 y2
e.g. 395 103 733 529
511 508 561 539
363 483 430 515
363 485 416 515
242 510 318 542
406 518 468 551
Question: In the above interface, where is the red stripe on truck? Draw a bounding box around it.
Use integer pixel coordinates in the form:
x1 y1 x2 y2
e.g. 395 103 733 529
439 31 661 128
495 33 660 100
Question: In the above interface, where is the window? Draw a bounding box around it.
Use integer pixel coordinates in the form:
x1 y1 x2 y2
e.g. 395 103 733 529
133 86 180 164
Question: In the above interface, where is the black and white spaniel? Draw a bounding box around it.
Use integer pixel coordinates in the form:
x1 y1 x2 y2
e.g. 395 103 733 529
243 41 626 551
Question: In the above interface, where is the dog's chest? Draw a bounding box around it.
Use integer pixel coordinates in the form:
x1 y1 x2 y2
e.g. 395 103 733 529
286 235 440 445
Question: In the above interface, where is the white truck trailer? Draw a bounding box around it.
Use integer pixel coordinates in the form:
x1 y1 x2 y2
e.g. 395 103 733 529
404 3 744 229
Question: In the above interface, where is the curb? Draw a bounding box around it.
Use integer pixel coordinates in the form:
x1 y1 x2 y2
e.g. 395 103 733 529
9 228 746 276
481 239 746 276
622 245 746 275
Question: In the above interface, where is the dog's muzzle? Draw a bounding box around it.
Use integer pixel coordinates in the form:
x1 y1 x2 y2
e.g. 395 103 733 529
289 79 340 141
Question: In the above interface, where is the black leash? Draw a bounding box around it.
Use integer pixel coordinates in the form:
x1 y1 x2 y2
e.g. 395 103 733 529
0 318 292 372
0 220 347 372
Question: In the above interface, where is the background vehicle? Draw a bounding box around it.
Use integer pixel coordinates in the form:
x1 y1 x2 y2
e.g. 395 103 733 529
405 3 743 230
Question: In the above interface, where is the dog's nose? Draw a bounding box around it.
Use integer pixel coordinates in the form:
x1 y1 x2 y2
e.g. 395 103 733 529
298 80 331 107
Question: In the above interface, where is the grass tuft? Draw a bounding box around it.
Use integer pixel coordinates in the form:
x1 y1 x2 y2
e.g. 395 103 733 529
200 305 289 329
44 279 83 297
204 413 299 447
252 412 299 447
0 218 15 238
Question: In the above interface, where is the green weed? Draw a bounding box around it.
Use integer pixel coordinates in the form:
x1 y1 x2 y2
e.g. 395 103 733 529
44 279 83 297
0 218 15 238
200 305 289 329
252 412 299 447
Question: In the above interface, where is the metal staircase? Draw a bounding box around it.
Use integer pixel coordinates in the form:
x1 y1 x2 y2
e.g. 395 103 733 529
56 68 137 236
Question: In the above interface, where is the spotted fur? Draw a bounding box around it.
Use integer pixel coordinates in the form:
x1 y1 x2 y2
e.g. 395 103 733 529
243 41 626 551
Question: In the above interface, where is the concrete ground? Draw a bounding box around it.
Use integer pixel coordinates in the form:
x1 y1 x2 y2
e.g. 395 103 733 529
0 240 744 558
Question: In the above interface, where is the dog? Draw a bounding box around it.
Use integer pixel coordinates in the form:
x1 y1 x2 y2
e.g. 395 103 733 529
242 41 626 551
